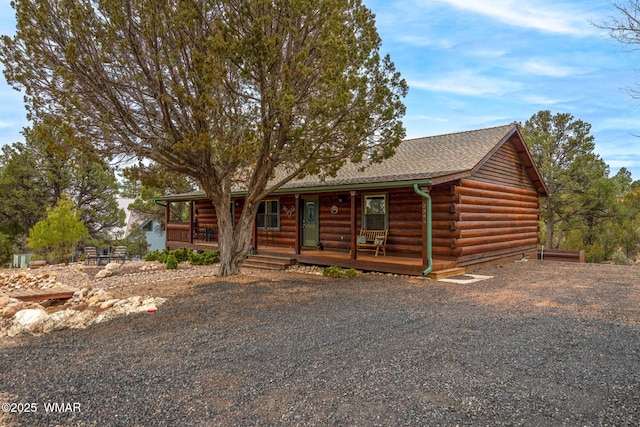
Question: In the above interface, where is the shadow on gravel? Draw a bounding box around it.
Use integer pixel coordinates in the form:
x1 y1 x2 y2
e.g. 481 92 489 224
1 265 639 426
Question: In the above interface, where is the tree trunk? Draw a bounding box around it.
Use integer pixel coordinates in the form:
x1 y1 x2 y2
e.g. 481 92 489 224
217 211 254 277
545 201 555 249
212 194 259 277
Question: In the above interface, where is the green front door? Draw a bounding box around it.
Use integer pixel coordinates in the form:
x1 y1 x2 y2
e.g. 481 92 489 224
302 197 319 247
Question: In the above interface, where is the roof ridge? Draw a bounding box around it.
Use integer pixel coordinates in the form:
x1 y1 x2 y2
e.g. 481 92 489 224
402 122 515 143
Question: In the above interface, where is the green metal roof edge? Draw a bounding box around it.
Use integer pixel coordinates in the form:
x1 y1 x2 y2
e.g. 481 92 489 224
154 179 433 202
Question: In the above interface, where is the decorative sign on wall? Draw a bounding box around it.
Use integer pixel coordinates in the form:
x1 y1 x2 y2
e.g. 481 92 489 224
330 205 339 215
282 205 296 218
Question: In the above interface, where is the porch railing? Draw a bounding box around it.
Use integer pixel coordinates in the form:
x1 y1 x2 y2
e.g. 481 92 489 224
166 223 191 243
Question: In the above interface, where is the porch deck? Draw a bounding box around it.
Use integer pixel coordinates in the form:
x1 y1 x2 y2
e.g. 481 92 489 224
166 240 455 276
265 247 455 276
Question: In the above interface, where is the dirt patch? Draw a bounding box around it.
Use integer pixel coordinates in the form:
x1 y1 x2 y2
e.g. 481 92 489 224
1 260 639 425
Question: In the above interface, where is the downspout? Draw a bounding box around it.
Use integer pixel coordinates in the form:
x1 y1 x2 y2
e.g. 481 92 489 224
413 183 433 276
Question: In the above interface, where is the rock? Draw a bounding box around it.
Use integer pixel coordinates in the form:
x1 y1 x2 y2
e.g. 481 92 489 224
128 296 143 308
0 296 10 308
42 310 95 333
2 303 23 319
99 292 114 302
95 269 112 279
88 294 101 304
105 262 120 272
99 299 119 310
72 290 85 301
9 308 48 336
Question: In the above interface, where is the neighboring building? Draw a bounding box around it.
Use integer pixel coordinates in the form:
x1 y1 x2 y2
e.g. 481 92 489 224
114 198 166 254
138 219 166 253
155 123 548 275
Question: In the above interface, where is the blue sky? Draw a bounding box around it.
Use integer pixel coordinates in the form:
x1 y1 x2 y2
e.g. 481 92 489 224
0 0 639 180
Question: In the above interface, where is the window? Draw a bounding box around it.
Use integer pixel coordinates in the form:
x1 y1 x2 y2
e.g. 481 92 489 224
363 194 388 230
257 199 280 230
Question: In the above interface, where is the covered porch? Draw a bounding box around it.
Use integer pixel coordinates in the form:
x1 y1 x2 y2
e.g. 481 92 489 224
161 181 459 277
164 230 455 276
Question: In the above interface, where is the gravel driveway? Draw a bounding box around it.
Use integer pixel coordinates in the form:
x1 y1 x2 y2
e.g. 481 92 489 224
1 260 639 426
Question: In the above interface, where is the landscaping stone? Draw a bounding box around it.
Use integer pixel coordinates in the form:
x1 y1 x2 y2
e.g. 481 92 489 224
99 299 120 310
2 302 23 319
95 269 113 279
9 308 48 335
0 261 177 338
105 262 120 272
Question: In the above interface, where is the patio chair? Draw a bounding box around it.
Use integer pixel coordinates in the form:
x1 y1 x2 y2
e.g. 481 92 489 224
111 246 128 264
83 246 98 265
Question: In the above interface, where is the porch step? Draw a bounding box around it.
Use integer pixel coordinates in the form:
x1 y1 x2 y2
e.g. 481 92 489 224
242 254 296 271
428 267 466 280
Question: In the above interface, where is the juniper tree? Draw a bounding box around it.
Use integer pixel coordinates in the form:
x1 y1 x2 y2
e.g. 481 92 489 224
1 0 407 275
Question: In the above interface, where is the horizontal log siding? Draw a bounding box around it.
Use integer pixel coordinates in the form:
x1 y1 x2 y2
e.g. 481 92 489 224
472 138 537 191
452 174 541 266
194 199 216 234
317 189 423 257
192 197 296 248
319 193 352 251
386 188 422 257
258 195 297 248
430 184 458 260
272 195 298 248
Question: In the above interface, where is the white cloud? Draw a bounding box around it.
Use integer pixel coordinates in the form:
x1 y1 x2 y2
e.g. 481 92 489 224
521 60 577 77
408 71 521 96
431 0 597 36
395 35 457 49
523 95 563 105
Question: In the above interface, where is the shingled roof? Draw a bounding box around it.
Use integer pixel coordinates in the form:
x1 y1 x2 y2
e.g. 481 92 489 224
284 123 521 189
157 123 546 200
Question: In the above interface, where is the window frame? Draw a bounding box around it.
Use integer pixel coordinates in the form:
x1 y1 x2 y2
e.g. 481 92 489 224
256 199 281 230
362 193 389 230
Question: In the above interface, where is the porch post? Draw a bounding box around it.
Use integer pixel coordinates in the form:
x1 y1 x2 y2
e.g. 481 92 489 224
294 194 301 254
350 191 357 259
252 215 258 253
165 202 170 250
189 201 194 244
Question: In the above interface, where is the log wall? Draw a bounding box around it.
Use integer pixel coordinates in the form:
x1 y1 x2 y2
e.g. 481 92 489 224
168 135 542 268
428 138 542 265
472 137 537 191
317 188 423 257
451 178 540 266
386 188 423 257
318 192 352 251
194 199 216 235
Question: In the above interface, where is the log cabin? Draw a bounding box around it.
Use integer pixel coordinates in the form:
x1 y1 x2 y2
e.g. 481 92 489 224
155 123 548 277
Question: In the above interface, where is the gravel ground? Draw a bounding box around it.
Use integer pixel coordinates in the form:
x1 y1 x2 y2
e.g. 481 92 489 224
0 260 639 426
